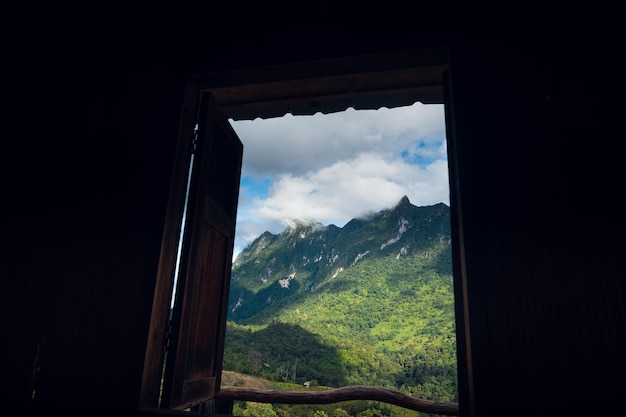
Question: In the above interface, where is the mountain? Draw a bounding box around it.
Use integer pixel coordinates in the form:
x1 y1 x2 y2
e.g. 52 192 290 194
229 196 451 323
224 196 457 402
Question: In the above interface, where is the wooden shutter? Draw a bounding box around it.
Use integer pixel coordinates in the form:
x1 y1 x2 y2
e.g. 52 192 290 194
161 91 243 409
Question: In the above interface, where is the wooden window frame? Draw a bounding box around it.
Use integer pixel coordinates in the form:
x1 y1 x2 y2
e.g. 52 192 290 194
140 48 472 417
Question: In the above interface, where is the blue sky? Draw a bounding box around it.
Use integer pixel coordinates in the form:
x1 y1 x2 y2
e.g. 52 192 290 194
228 102 449 259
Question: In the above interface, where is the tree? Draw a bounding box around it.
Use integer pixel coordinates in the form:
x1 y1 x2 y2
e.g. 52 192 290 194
333 408 352 417
242 402 277 417
356 409 385 417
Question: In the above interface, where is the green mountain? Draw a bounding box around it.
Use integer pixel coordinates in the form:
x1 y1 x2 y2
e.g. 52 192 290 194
224 196 457 403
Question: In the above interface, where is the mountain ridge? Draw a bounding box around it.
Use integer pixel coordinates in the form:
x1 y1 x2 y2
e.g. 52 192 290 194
229 196 451 323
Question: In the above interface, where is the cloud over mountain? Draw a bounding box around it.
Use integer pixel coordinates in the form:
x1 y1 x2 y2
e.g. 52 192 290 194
230 102 448 258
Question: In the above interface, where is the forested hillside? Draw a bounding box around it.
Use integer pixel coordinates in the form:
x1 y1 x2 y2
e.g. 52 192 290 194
223 197 457 416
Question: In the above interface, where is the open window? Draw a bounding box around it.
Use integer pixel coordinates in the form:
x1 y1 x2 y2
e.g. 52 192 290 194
160 91 243 408
140 90 243 410
140 47 469 416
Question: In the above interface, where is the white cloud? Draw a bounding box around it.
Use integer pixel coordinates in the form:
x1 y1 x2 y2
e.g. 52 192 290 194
252 151 449 225
232 103 446 178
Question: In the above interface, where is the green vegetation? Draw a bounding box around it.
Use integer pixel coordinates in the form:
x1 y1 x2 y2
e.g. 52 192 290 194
224 199 457 417
233 399 444 417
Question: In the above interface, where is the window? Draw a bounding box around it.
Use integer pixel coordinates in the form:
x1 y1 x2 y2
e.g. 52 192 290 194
221 104 458 416
140 48 468 417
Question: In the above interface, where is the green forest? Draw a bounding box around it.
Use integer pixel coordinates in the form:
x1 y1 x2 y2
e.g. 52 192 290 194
222 200 457 417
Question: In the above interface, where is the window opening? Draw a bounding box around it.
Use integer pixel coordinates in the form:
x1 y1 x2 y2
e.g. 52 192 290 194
222 103 457 417
173 124 199 308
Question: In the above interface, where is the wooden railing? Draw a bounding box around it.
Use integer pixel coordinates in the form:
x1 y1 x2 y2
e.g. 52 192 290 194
217 386 459 416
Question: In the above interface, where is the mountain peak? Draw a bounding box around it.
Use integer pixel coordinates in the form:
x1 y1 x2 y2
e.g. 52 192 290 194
281 219 328 238
396 195 411 207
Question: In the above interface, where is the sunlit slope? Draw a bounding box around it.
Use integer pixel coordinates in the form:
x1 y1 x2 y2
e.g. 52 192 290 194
224 196 457 402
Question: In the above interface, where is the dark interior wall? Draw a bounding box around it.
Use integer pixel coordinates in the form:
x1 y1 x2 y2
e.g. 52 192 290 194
4 6 625 417
5 63 187 410
448 39 625 416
